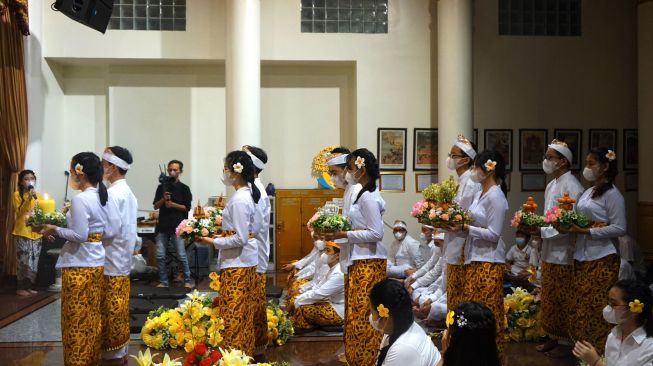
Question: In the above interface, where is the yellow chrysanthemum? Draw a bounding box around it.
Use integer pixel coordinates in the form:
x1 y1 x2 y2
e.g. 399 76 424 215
521 295 535 305
630 299 645 314
209 271 219 281
377 304 390 318
505 299 519 312
209 280 221 292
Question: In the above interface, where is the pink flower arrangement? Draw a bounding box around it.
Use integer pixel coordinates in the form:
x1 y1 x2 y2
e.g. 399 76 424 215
214 216 222 226
411 200 426 217
543 206 562 224
511 211 523 228
201 228 209 237
440 213 449 222
176 219 191 236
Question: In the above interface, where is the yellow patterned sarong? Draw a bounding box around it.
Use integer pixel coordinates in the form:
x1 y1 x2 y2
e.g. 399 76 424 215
345 258 386 366
568 254 619 349
253 272 268 349
217 266 256 356
540 262 573 340
61 266 104 366
292 302 343 329
101 275 131 353
462 262 505 364
446 263 466 312
285 278 311 312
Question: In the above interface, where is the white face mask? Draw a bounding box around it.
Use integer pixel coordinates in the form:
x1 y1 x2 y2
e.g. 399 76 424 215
345 171 358 185
331 174 345 188
319 252 329 265
583 167 597 182
419 233 429 243
470 168 485 183
393 232 406 241
369 313 384 332
221 171 235 186
602 305 630 325
446 157 457 171
315 240 325 251
542 159 558 175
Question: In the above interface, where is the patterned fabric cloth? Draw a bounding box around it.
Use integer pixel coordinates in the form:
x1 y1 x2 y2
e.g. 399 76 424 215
14 235 41 289
285 277 310 312
217 266 256 356
446 263 466 312
345 258 386 366
61 266 104 366
292 302 344 329
462 261 506 364
253 272 268 349
101 275 131 352
568 254 619 349
540 262 573 340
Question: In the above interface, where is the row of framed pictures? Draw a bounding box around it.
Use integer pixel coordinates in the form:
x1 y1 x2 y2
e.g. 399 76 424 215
379 171 639 193
377 127 639 172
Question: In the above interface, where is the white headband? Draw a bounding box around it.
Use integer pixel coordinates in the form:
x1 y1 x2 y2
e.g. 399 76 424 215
246 152 266 170
453 134 477 159
102 152 130 170
548 142 573 163
433 232 445 241
393 221 407 230
422 224 435 230
327 154 349 166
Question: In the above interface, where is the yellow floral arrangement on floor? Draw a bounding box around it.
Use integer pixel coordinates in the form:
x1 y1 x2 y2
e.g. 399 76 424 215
504 287 546 342
266 300 294 346
141 290 225 352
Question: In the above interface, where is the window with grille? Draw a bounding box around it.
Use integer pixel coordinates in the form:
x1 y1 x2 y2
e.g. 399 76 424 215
301 0 388 34
499 0 581 36
108 0 186 31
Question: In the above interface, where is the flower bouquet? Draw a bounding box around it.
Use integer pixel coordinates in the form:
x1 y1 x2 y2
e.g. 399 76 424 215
26 204 67 231
411 175 470 228
308 211 352 235
511 197 545 231
543 192 592 229
266 300 294 346
504 287 545 342
176 207 223 243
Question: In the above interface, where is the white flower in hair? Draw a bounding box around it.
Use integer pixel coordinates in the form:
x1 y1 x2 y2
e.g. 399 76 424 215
456 313 469 328
355 156 366 169
606 150 616 161
484 159 497 172
233 162 244 173
74 163 84 175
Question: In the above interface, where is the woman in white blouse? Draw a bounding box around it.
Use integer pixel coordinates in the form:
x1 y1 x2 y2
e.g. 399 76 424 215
573 280 653 366
370 279 440 366
327 148 387 366
558 147 625 351
41 152 117 366
446 149 509 362
197 150 262 356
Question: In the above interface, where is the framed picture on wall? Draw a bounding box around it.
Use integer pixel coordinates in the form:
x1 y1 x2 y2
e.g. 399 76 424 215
624 171 638 192
484 129 513 171
521 172 546 192
553 129 583 171
378 128 407 171
623 129 638 171
589 129 617 151
519 129 548 171
413 128 438 171
505 172 511 192
379 172 405 192
415 172 438 193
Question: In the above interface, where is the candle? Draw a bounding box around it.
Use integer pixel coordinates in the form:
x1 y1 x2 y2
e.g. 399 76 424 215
39 193 55 213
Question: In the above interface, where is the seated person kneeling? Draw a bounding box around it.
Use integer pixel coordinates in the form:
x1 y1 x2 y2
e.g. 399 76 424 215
291 242 345 331
386 220 425 279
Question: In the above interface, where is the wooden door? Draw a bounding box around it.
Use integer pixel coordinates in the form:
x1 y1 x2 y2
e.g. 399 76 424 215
275 196 302 269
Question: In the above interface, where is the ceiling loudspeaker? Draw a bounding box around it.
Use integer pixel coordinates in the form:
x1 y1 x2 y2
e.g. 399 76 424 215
53 0 114 34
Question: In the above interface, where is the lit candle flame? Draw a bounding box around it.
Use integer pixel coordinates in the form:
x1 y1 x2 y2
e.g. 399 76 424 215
43 193 49 200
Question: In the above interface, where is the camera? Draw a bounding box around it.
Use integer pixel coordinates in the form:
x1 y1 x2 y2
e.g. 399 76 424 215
158 165 176 195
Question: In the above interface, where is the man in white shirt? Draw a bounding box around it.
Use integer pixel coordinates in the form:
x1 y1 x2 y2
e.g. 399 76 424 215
386 220 424 279
292 242 345 332
407 231 445 301
100 146 138 365
416 225 436 270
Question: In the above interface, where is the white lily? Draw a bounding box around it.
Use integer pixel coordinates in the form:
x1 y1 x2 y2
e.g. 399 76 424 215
156 353 182 366
130 348 158 366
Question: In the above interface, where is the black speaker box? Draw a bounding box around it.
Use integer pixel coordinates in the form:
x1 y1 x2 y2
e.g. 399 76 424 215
53 0 114 33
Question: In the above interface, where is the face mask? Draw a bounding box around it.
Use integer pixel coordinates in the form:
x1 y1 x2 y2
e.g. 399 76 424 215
393 232 406 241
221 171 235 186
168 171 179 178
602 305 630 325
346 169 361 185
470 169 485 183
369 313 384 332
319 252 329 265
583 167 597 182
331 174 345 188
515 238 526 248
315 240 326 251
446 157 457 171
542 159 558 175
419 233 429 243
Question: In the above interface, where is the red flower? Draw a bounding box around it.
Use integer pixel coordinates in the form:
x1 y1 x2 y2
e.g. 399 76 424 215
185 354 196 365
183 362 192 366
210 350 221 362
194 343 207 355
199 358 213 366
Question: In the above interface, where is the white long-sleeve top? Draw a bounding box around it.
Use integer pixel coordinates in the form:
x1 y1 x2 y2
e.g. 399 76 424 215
337 182 362 274
299 253 329 291
386 235 424 278
104 179 138 276
604 326 653 366
574 186 626 261
56 187 118 269
409 245 441 281
253 178 271 273
540 171 585 265
344 189 387 264
418 240 435 267
506 244 533 275
379 322 441 366
295 247 319 270
212 187 262 269
444 169 481 265
414 250 445 289
463 185 508 264
295 263 345 319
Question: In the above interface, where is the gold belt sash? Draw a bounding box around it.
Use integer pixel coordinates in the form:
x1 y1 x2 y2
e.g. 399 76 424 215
218 230 254 240
87 233 102 242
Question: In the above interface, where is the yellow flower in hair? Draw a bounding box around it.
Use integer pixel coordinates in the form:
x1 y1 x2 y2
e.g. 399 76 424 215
630 299 644 314
484 159 497 172
233 162 244 173
355 156 366 169
209 272 219 281
606 150 616 161
74 163 84 175
446 310 455 328
377 304 389 318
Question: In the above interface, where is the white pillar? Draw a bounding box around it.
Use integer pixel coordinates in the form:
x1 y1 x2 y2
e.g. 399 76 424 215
637 0 653 258
225 0 261 151
437 0 473 182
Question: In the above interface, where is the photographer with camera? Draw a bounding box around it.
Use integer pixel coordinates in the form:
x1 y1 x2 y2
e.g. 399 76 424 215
153 160 193 288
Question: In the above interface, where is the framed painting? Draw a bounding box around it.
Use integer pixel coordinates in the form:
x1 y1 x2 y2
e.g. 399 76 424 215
379 172 405 192
589 129 617 151
484 129 513 171
519 129 548 171
553 129 583 171
521 172 546 192
623 129 638 171
413 128 438 171
378 128 407 171
415 172 438 193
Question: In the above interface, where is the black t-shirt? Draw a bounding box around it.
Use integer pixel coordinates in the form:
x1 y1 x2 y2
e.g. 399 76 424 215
153 181 192 233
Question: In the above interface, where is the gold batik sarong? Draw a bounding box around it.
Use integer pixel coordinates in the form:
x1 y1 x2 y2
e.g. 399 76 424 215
285 277 311 312
446 263 466 312
101 275 131 353
292 302 343 329
568 254 619 349
61 266 104 366
217 266 256 356
253 272 268 349
540 262 573 340
345 258 386 366
463 262 506 364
